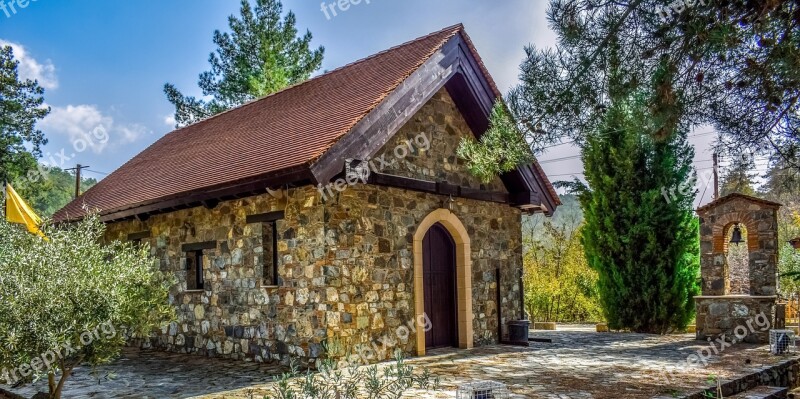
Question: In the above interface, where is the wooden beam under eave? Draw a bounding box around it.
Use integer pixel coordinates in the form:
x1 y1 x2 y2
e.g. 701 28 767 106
308 36 464 185
98 167 313 223
367 172 508 204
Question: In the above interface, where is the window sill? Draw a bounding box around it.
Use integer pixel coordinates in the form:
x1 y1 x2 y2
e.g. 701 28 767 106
184 289 206 294
259 282 280 289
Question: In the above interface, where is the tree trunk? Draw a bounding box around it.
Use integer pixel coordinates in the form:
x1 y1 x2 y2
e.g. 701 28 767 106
47 373 55 396
50 358 80 399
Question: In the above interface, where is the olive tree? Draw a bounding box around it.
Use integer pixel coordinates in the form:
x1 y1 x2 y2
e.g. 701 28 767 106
0 216 173 399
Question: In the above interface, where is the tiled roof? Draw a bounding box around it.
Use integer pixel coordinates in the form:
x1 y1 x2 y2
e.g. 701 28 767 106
54 24 559 222
54 25 466 222
531 160 562 208
696 193 782 213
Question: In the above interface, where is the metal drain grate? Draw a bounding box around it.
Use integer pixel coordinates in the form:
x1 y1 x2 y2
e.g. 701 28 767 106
456 380 510 399
769 329 796 355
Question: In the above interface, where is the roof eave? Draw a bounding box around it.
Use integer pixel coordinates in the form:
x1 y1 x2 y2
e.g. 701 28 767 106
55 164 315 224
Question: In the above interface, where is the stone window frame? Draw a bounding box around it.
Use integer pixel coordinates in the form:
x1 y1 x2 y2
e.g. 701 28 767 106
182 241 215 292
246 211 285 288
127 230 151 248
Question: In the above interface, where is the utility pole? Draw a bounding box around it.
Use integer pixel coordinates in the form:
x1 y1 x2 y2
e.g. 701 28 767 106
712 153 719 200
65 164 89 198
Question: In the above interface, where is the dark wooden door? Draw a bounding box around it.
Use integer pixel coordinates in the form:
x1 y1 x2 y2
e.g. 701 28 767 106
423 223 457 349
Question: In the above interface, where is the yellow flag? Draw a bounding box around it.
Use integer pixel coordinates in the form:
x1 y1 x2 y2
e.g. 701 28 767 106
4 183 46 238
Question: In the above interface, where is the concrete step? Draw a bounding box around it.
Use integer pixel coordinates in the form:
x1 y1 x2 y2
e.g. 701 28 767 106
727 386 788 399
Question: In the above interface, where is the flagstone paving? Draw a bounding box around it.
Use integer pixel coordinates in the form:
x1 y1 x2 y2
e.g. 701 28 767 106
2 325 796 399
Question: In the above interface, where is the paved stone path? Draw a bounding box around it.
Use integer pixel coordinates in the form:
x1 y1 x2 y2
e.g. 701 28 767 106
2 350 287 399
2 325 796 398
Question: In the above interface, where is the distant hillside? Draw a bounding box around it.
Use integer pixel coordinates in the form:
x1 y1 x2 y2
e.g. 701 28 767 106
13 166 98 217
523 194 583 239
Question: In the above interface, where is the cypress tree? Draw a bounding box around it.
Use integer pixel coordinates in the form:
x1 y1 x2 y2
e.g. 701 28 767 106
580 87 699 334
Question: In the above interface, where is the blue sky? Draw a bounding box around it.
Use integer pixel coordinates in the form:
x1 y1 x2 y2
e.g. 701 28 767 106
0 0 720 204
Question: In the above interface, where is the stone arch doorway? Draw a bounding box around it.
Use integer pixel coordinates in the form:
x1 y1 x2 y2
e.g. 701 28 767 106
413 209 473 356
422 223 457 349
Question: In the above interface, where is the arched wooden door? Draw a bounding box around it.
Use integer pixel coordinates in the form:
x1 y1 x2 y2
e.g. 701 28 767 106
422 223 458 349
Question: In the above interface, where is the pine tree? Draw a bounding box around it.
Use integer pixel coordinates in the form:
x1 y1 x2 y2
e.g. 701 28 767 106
456 103 533 183
0 45 49 184
164 0 324 127
579 80 699 333
762 157 800 202
720 156 758 197
505 0 799 167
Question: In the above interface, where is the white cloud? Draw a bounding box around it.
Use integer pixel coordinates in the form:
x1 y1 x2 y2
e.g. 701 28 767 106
117 123 150 143
164 114 176 127
0 40 58 90
39 104 150 155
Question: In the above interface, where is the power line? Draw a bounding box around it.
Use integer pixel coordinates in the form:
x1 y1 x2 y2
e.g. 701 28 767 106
698 174 713 207
547 165 717 177
689 131 718 138
538 130 714 154
548 172 585 177
538 154 582 164
536 131 757 165
539 139 577 150
85 169 109 176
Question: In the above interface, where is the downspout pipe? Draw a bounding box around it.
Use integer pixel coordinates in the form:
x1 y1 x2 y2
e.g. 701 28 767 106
496 267 502 342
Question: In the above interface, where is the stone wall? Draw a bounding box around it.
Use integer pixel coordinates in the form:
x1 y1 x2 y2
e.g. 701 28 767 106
378 89 507 193
109 185 522 364
107 88 524 364
697 195 779 296
695 194 781 344
695 296 775 343
683 359 800 399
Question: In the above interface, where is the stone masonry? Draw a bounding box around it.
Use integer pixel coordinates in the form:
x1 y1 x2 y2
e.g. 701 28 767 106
106 89 524 365
695 194 781 343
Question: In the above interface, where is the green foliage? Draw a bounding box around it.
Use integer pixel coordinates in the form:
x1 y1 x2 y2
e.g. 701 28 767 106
509 0 799 167
579 91 700 334
457 103 533 183
760 159 800 253
10 165 97 217
779 244 800 296
263 350 440 399
523 195 603 322
720 156 757 197
762 157 800 203
0 45 49 184
0 216 173 398
164 0 324 127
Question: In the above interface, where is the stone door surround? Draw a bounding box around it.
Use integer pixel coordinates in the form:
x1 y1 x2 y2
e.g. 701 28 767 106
413 208 473 356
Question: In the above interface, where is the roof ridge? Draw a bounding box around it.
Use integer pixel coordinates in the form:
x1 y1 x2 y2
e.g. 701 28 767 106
696 192 783 212
53 24 489 222
162 24 465 137
453 27 502 97
81 24 466 203
304 24 466 164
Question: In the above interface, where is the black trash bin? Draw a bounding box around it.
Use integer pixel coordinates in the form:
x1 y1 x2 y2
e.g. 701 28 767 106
507 320 530 344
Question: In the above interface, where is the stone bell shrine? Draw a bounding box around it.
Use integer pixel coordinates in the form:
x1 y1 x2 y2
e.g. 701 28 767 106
694 193 781 344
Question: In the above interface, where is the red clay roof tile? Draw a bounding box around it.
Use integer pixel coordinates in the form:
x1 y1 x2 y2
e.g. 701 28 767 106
54 25 465 222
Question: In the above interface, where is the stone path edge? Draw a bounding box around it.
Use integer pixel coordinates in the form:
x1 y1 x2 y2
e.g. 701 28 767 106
0 387 26 399
679 357 800 399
